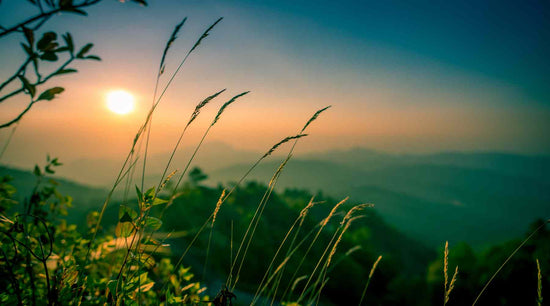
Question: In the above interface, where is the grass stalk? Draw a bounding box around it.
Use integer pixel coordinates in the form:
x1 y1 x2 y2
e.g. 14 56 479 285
537 258 543 306
228 155 292 291
358 255 382 306
472 220 549 305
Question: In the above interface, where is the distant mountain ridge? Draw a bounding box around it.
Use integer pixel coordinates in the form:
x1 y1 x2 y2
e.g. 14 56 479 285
209 149 550 247
304 147 550 182
0 165 107 220
19 143 548 188
3 145 548 248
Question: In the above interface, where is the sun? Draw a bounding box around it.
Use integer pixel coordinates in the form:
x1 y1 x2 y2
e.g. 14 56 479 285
106 90 135 115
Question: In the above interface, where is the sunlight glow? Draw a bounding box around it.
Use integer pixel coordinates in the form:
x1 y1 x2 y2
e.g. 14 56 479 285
106 90 135 115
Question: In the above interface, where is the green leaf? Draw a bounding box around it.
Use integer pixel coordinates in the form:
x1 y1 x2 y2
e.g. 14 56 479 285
54 46 70 53
53 68 77 76
18 75 35 97
62 33 74 54
40 51 58 61
151 197 168 206
118 205 138 220
20 43 33 56
45 165 55 174
58 0 73 8
37 87 64 101
32 57 39 76
134 253 155 269
85 55 101 61
140 237 159 245
33 165 42 176
145 217 162 231
144 187 155 199
115 221 134 238
107 280 117 295
76 43 93 58
22 27 34 46
131 0 148 6
43 0 55 7
37 32 57 51
63 8 87 15
135 185 143 203
119 212 133 223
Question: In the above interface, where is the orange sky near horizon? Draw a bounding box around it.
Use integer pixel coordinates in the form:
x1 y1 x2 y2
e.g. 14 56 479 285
1 0 550 169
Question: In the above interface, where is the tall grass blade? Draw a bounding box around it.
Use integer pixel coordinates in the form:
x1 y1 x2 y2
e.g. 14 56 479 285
358 255 382 306
171 91 249 194
446 266 458 306
290 275 308 295
202 189 226 280
188 88 226 126
156 89 226 193
537 258 543 306
229 155 291 291
269 198 323 303
0 121 18 161
280 198 347 302
88 16 224 259
189 17 223 55
300 105 331 133
262 134 307 159
296 203 347 303
472 220 549 305
313 216 364 301
252 203 306 304
211 91 250 126
159 17 187 76
444 241 449 304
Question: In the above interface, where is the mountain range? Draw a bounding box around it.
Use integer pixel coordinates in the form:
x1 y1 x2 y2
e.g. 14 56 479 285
2 143 549 248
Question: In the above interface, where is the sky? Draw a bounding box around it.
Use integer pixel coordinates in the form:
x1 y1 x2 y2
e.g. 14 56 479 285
1 0 549 168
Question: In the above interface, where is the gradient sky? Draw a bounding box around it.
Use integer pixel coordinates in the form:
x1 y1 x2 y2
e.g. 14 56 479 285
1 0 549 167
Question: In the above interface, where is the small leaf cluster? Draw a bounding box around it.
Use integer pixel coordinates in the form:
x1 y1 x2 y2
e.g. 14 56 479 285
0 0 147 129
0 158 207 305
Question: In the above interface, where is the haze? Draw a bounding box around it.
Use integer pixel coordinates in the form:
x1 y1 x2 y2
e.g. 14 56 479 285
1 0 549 170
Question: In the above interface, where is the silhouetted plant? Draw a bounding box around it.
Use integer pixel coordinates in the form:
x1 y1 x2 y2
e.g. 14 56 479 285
0 0 147 129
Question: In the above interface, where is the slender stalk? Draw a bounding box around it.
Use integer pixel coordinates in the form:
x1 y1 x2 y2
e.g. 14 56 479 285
0 0 103 38
0 58 32 92
358 255 382 306
0 241 23 305
472 220 549 305
537 259 543 306
228 157 289 291
251 215 302 304
0 122 19 160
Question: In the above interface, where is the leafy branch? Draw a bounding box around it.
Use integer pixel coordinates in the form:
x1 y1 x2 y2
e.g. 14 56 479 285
0 0 147 129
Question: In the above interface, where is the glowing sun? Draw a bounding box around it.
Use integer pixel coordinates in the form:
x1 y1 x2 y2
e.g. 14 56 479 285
106 90 135 115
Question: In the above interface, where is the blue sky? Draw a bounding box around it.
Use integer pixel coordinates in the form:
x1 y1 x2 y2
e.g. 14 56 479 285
0 0 549 165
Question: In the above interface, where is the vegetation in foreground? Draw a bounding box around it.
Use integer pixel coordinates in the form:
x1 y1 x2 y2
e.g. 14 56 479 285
0 1 548 305
0 163 548 305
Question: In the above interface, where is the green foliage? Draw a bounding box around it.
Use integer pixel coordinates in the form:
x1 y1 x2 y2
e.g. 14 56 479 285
2 4 547 305
188 167 208 186
0 0 146 129
0 159 207 305
426 223 550 306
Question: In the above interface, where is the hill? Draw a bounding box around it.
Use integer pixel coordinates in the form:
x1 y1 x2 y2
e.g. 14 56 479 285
0 165 108 222
210 151 550 247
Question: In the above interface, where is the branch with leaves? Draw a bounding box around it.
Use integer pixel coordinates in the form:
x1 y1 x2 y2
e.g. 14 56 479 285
0 0 147 129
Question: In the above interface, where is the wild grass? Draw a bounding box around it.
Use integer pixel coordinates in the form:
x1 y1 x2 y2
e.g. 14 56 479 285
100 16 339 303
358 255 382 306
443 241 458 306
1 11 548 306
472 220 549 306
537 258 543 306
